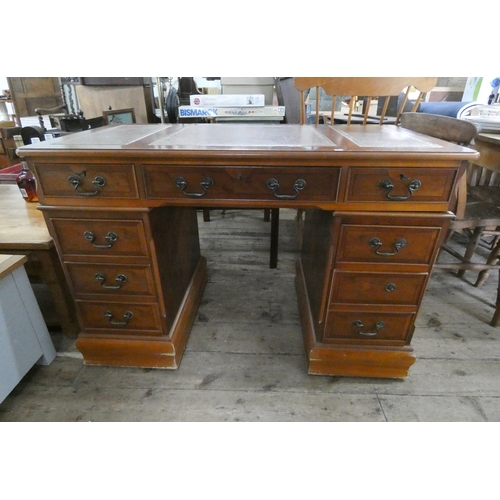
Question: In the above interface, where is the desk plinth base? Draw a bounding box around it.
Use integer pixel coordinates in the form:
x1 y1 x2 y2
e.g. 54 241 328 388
295 259 416 379
75 257 208 369
304 343 416 379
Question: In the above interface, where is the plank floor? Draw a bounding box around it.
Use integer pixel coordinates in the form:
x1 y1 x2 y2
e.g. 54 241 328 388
2 208 500 422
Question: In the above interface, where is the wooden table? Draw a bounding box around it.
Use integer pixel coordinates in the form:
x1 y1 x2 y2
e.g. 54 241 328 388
0 184 78 336
18 123 478 378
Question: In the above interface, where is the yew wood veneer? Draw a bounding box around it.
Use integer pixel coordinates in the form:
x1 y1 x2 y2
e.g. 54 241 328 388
18 123 479 378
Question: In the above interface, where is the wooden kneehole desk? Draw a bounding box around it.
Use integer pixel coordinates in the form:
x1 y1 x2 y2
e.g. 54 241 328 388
18 123 479 378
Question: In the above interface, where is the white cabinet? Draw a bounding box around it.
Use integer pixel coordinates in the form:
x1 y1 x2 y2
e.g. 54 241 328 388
0 255 56 403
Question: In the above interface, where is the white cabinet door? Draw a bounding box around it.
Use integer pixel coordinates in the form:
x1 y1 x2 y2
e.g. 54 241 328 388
0 265 56 403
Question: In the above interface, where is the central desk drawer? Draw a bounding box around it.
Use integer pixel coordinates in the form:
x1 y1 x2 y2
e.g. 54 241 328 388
51 218 149 258
34 163 139 199
345 167 457 203
142 165 340 202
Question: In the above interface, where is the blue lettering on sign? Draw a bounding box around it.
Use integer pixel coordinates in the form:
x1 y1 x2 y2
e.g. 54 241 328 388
179 108 218 117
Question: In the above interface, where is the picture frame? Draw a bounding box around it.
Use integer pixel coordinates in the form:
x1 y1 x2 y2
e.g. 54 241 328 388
102 108 136 125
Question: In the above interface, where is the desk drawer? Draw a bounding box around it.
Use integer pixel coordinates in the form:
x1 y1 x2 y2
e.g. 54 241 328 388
324 310 415 344
34 163 139 199
142 165 340 202
66 262 156 297
345 167 457 203
51 218 149 258
336 223 442 266
330 271 427 305
76 300 163 336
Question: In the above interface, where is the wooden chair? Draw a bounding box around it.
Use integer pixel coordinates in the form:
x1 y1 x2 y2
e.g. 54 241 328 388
452 157 500 289
198 78 283 269
21 126 46 145
293 77 437 126
400 112 500 326
34 106 103 134
34 104 69 132
202 207 279 269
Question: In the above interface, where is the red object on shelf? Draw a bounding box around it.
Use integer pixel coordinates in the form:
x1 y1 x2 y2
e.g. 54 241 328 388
0 163 22 183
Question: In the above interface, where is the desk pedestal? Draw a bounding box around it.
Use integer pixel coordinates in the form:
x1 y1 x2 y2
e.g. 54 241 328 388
75 257 207 368
296 259 416 379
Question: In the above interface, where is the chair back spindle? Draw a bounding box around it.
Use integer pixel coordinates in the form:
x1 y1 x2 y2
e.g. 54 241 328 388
294 77 438 125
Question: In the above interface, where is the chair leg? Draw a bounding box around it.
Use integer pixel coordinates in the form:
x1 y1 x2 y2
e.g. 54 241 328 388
457 227 484 278
203 208 279 268
490 268 500 327
270 208 279 269
295 209 304 249
475 239 500 287
442 228 455 246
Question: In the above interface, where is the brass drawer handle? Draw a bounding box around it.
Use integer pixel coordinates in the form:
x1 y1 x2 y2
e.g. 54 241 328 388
84 231 118 249
369 237 407 256
267 178 306 199
68 172 106 196
379 178 421 201
352 320 385 336
104 310 133 326
385 283 397 292
95 273 127 289
175 176 214 197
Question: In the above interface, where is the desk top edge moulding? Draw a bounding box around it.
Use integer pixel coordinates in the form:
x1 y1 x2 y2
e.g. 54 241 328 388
18 124 479 378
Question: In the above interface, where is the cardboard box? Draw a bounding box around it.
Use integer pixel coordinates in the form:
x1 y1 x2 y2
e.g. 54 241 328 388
220 78 275 86
220 78 275 105
179 106 285 118
189 94 265 107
